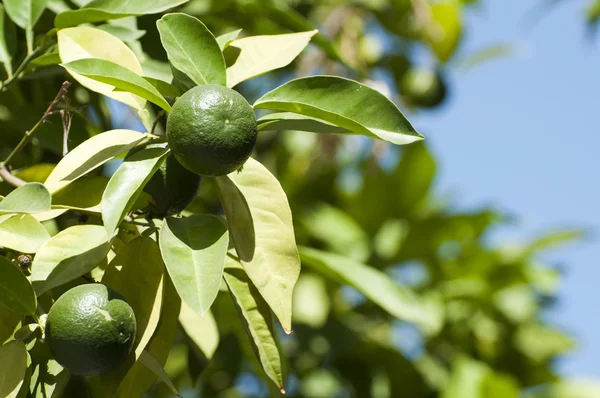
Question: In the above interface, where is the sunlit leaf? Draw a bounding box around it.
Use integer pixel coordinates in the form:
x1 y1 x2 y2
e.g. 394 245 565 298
4 0 48 29
254 76 423 145
157 13 226 86
226 30 317 88
424 1 463 62
44 129 145 194
0 183 50 214
62 59 171 111
0 214 50 253
179 303 219 360
159 215 228 316
0 256 36 315
31 225 110 295
257 112 351 134
58 27 146 109
216 29 242 50
102 146 169 235
216 157 300 333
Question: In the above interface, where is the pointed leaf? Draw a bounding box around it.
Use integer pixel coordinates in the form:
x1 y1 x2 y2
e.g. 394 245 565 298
0 256 36 316
425 1 462 62
31 225 110 295
0 5 17 70
179 303 219 360
216 158 300 333
224 257 285 393
51 176 109 213
139 351 179 396
62 59 171 111
4 0 49 29
0 214 50 253
299 246 439 330
157 13 226 86
117 277 180 397
226 30 316 88
0 341 27 398
102 146 169 235
254 76 423 145
95 236 165 396
58 27 146 109
54 0 189 28
0 183 50 214
44 129 145 194
216 29 242 50
159 215 228 316
257 112 351 134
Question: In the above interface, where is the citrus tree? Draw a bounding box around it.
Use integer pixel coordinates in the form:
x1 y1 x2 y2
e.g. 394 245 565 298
0 1 594 397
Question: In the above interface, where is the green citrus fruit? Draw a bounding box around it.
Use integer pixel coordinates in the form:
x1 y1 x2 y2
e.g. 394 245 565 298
400 68 447 108
45 284 136 376
128 143 201 218
166 84 258 177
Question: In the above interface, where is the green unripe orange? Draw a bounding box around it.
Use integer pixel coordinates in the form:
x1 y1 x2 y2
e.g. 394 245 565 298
166 84 258 177
400 68 447 109
45 284 136 376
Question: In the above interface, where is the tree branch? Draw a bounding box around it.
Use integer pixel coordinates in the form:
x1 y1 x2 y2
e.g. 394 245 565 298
0 166 25 187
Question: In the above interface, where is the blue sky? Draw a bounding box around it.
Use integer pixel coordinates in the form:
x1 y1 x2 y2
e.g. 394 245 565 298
414 0 600 378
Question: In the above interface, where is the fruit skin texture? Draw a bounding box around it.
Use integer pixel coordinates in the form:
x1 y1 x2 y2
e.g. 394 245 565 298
128 143 201 218
166 84 258 177
45 284 137 376
400 68 447 109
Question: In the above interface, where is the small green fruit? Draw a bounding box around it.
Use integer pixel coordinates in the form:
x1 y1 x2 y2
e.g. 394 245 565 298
400 68 447 109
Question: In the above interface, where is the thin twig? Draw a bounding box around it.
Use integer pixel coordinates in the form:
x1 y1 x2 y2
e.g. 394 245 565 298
2 81 72 167
60 106 72 156
0 166 25 187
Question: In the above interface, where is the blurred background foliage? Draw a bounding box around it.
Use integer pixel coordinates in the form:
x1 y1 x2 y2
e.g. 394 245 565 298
0 0 598 397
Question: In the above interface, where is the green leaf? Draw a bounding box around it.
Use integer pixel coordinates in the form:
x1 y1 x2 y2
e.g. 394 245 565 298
0 183 51 214
216 29 242 50
515 324 575 362
44 129 145 194
159 215 229 316
458 43 520 71
156 13 226 86
521 379 600 398
95 236 165 396
57 27 146 110
61 59 171 111
257 112 351 134
0 5 16 73
179 303 219 360
142 76 180 98
292 274 330 329
116 277 180 398
226 30 316 88
54 0 189 28
216 158 300 333
97 17 146 42
31 225 110 295
425 1 463 62
4 0 49 29
254 76 423 145
442 357 489 398
0 257 36 316
102 146 169 235
0 214 50 253
224 257 285 393
0 303 20 344
51 176 109 213
0 340 27 398
299 246 438 329
138 351 179 396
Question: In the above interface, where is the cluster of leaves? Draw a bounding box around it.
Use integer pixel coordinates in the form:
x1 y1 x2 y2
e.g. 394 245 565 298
0 1 595 398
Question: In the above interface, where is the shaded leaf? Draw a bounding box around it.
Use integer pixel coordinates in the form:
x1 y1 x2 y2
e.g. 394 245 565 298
224 257 285 393
139 351 179 396
226 30 317 88
0 340 27 398
31 225 110 295
216 29 242 50
4 0 49 29
157 13 226 86
0 5 16 72
179 303 219 360
51 176 109 213
58 27 146 109
0 256 36 316
0 214 50 253
254 76 423 145
102 146 169 235
159 215 228 316
44 129 145 194
62 59 171 111
216 157 300 333
0 183 51 214
257 112 351 134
